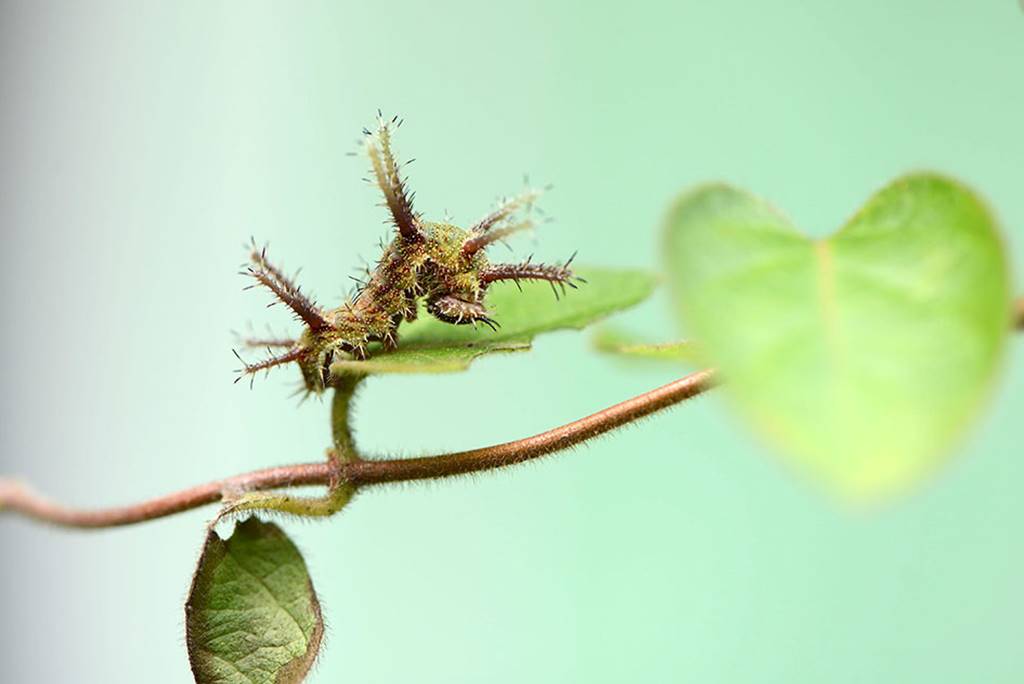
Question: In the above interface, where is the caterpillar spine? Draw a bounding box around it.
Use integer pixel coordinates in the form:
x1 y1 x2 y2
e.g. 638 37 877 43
236 114 579 392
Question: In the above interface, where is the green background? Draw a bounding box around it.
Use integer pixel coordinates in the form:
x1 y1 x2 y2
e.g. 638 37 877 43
1 1 1022 682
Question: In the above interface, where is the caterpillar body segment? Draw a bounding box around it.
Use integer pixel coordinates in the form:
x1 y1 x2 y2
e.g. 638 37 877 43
236 115 580 393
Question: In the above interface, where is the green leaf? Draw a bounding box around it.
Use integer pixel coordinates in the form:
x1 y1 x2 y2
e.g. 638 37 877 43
186 518 323 684
665 173 1012 500
593 327 698 363
331 266 656 375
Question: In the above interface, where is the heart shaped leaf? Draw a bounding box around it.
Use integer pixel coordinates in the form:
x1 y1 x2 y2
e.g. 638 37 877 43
665 174 1012 500
331 266 656 375
186 518 323 684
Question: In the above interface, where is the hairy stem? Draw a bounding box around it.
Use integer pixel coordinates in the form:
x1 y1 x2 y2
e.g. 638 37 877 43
0 369 715 528
332 375 364 458
347 369 716 485
219 375 364 518
0 464 331 529
1 299 1020 529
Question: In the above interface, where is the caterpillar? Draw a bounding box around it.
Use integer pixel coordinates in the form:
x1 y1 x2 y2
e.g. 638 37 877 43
235 114 580 392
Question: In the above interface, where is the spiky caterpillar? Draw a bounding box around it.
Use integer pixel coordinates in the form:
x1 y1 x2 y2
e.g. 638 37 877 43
236 114 580 392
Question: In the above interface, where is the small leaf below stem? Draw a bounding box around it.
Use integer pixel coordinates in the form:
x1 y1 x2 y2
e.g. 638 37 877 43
186 518 323 684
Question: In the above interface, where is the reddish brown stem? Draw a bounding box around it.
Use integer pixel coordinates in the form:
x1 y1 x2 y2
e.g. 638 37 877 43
0 463 332 529
5 293 1023 530
0 369 716 529
3 294 1023 531
347 368 716 485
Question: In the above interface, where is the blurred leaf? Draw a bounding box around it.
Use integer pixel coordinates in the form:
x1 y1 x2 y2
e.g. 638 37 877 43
593 327 698 363
331 266 656 375
665 174 1012 500
186 518 323 684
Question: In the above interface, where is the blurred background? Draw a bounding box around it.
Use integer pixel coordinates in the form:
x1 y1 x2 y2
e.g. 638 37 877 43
1 1 1022 682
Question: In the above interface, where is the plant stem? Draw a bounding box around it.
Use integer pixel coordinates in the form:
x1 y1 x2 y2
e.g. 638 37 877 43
0 369 715 528
1 297 1020 530
346 368 716 485
332 374 364 458
0 463 332 529
216 375 363 519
